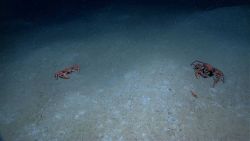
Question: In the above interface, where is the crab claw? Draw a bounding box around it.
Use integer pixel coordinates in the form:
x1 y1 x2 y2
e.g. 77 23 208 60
59 73 70 79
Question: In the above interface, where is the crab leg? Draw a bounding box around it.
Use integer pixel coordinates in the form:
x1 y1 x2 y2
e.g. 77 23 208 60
190 60 206 66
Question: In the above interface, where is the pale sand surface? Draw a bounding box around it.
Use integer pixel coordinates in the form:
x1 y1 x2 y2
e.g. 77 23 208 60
0 5 249 141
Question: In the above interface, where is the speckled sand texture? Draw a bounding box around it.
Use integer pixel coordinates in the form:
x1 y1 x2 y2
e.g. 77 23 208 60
0 5 249 141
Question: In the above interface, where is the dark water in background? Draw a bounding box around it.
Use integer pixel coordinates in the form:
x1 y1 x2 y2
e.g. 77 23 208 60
0 0 250 141
1 0 249 49
0 0 249 26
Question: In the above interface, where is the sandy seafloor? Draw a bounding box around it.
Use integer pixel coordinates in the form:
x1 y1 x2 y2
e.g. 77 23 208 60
0 5 249 141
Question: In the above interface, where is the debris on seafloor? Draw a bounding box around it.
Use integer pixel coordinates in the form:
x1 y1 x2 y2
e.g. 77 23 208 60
191 90 198 98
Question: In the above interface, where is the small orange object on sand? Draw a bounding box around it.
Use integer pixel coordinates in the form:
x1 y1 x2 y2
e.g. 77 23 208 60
191 90 198 98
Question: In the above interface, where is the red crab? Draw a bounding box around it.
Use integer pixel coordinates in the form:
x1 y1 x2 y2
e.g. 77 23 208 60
191 60 224 87
55 64 80 79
